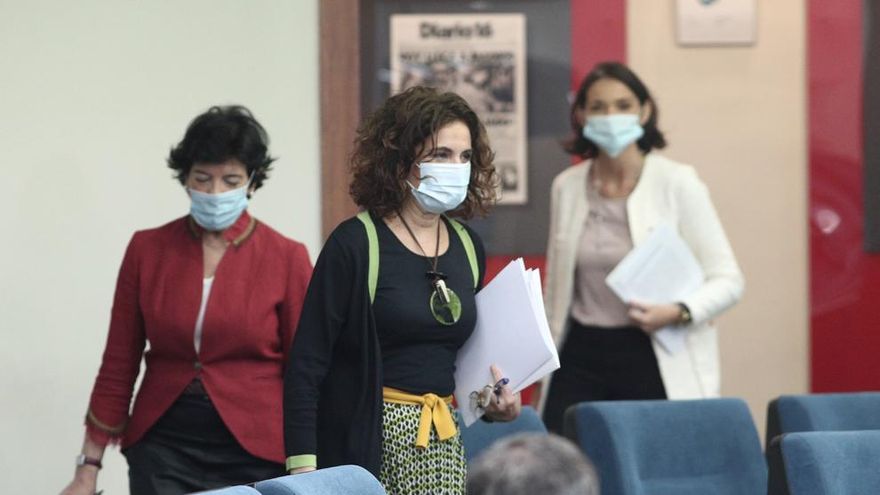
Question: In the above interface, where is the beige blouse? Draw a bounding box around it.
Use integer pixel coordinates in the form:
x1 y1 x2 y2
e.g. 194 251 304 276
569 182 634 327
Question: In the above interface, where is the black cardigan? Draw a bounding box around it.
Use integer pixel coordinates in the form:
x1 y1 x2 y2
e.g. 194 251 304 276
282 214 486 476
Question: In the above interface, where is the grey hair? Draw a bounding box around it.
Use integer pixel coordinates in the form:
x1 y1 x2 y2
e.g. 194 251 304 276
466 433 600 495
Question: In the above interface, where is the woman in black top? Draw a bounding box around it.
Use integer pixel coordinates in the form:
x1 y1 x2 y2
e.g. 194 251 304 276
283 86 521 494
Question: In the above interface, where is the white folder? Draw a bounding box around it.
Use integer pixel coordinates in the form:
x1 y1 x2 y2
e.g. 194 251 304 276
454 258 560 427
605 224 704 354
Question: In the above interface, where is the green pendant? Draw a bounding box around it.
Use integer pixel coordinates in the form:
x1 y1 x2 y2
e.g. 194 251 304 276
430 287 462 326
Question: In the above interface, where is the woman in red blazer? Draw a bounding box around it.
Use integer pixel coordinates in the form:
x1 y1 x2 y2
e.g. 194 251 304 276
61 106 313 495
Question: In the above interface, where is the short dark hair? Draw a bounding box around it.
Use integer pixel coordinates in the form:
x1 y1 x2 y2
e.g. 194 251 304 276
467 433 600 495
349 86 498 219
168 105 276 191
564 61 667 158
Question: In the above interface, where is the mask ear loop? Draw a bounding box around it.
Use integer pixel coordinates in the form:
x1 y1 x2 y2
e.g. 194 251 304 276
415 162 443 184
246 169 258 199
405 162 426 192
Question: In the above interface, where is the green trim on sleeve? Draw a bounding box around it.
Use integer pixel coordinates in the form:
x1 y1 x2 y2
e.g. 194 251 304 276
356 211 380 303
285 454 317 472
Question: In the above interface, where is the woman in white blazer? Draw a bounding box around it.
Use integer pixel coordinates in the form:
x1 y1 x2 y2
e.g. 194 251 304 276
541 62 744 433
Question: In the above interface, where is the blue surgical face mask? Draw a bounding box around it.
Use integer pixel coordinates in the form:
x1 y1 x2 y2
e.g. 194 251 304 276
407 161 471 215
188 178 251 231
582 114 645 158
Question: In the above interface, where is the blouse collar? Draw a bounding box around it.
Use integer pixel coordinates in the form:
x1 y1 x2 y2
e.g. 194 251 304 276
187 210 257 247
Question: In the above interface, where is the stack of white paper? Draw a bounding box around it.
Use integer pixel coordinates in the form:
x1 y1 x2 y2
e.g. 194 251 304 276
605 224 704 355
454 258 559 427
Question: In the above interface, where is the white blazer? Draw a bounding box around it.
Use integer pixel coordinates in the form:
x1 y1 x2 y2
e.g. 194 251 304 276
544 153 744 399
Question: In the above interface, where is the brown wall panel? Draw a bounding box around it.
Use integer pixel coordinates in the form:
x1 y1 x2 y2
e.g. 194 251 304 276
320 0 361 238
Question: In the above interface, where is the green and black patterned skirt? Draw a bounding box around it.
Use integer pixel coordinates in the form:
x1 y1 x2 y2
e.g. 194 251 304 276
379 401 467 495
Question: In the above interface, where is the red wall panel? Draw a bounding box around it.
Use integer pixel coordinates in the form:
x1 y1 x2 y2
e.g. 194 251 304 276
809 0 880 391
570 0 627 85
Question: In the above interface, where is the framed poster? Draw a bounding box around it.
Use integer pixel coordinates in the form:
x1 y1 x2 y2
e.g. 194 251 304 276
676 0 757 46
390 13 528 204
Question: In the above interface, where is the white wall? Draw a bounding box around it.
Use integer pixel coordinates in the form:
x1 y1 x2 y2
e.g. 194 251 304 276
0 1 320 492
627 0 809 438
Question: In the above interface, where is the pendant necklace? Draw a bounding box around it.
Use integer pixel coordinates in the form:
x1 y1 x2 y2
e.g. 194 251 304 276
397 212 462 326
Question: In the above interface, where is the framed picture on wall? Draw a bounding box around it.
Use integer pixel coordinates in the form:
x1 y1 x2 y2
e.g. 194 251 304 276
390 13 529 204
676 0 757 46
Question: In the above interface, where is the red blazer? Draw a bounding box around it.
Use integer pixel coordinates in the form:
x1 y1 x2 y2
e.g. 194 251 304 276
86 211 312 462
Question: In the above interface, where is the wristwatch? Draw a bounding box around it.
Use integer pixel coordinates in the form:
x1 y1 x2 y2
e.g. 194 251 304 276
677 303 693 325
76 454 103 470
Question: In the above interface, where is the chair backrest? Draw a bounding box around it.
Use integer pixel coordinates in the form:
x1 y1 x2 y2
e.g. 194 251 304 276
253 465 386 495
459 406 548 462
193 486 261 494
779 430 880 495
564 398 767 495
766 392 880 445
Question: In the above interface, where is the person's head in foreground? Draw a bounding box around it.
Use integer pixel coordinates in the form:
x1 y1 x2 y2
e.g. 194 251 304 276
467 433 600 495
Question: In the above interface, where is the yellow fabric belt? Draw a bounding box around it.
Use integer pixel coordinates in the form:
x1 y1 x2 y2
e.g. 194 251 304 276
382 386 456 449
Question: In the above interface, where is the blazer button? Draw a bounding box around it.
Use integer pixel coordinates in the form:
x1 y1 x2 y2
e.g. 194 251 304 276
193 361 202 370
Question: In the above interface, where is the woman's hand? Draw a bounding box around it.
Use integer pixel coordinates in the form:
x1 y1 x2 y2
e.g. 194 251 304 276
483 365 521 422
628 301 681 333
59 466 98 495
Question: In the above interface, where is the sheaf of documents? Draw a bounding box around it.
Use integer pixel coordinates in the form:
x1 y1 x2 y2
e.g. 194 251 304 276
605 224 704 355
454 258 559 427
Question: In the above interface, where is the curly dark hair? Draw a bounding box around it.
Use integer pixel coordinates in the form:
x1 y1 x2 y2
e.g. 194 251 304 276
168 105 276 191
564 61 667 158
350 86 498 219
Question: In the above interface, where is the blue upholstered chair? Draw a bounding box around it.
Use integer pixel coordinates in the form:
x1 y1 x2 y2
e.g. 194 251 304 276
765 392 880 446
459 405 547 462
253 465 386 495
777 430 880 495
564 398 767 495
193 486 261 494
